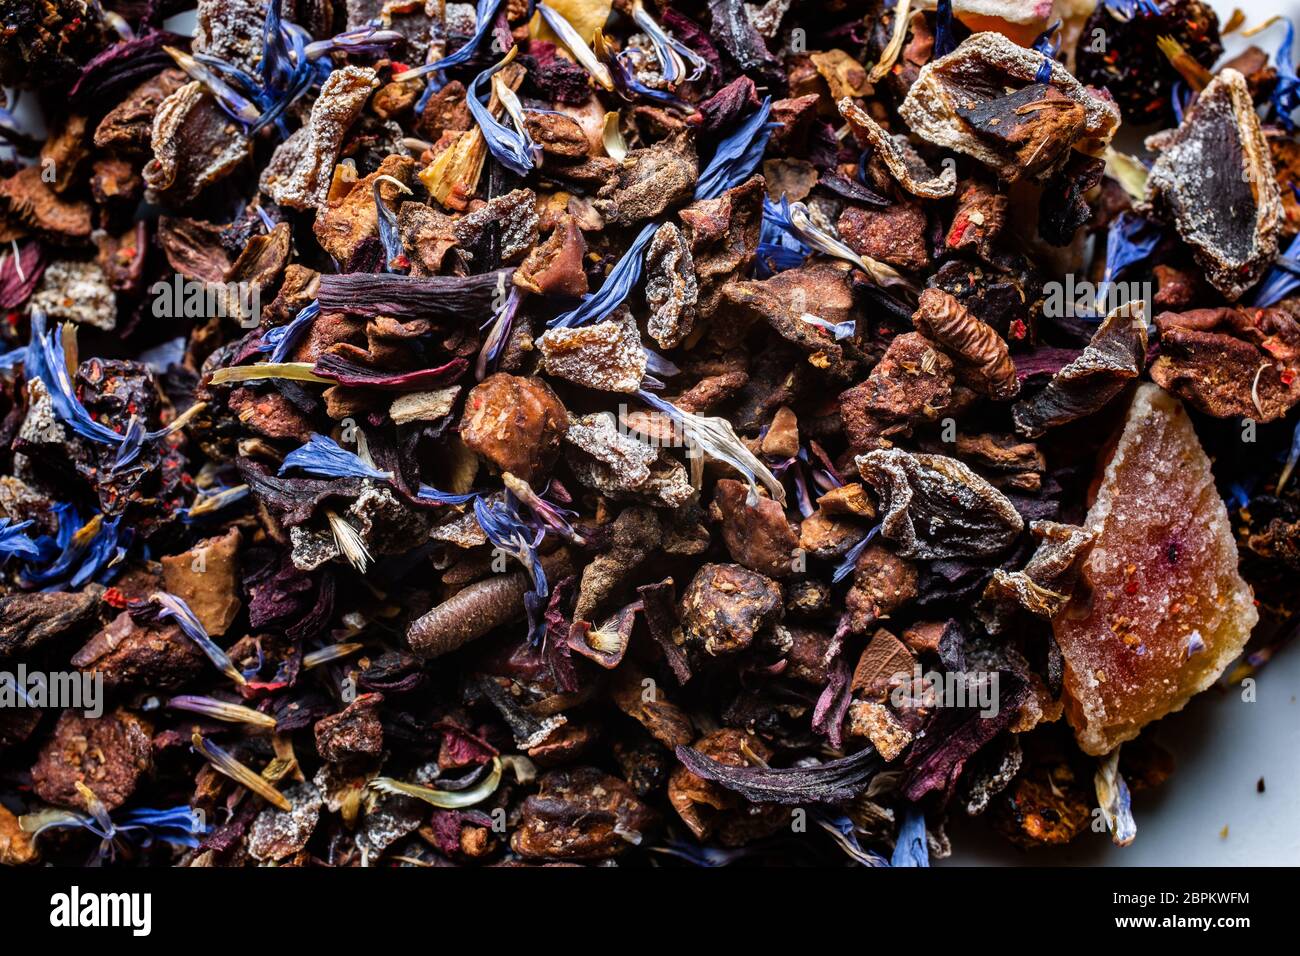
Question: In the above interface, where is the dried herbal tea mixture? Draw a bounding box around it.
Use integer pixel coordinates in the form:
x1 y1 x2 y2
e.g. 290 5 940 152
0 0 1295 869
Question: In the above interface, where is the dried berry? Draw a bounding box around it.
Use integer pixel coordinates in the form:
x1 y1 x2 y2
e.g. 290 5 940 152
679 562 783 656
460 374 569 482
511 767 657 860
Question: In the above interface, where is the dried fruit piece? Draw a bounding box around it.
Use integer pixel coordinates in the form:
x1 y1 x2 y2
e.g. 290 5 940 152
1013 301 1147 438
313 155 417 262
679 562 783 656
144 82 253 205
667 729 787 845
844 543 919 634
839 332 959 454
1054 384 1258 756
260 66 378 210
248 781 323 863
511 767 657 860
95 69 189 154
460 374 569 482
315 693 385 766
538 312 647 393
0 166 93 241
0 804 35 865
644 222 699 349
30 260 115 331
564 412 694 508
839 98 956 199
514 215 588 297
837 202 931 273
453 188 539 266
1144 69 1283 301
1074 0 1223 125
192 0 264 73
31 708 153 812
576 507 662 621
900 33 1120 182
913 287 1018 400
719 263 855 370
677 175 764 317
0 591 101 656
71 611 206 693
945 179 1007 259
857 449 1024 559
595 129 697 226
1149 306 1300 422
712 479 799 578
161 528 242 637
977 520 1094 634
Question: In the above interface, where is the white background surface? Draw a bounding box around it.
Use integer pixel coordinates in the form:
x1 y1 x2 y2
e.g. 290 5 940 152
946 0 1300 866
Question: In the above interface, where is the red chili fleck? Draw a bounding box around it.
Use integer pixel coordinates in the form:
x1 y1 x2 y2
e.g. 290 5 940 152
103 587 129 609
1281 368 1296 386
1009 319 1027 340
947 214 970 247
1124 578 1139 595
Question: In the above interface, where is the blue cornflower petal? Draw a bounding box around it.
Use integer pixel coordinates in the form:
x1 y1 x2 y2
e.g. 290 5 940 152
69 515 123 587
1271 19 1300 131
550 222 659 329
551 99 773 329
409 0 506 101
757 195 811 277
477 286 525 378
152 592 245 685
890 804 930 867
933 0 959 57
833 525 880 584
25 313 128 446
696 97 774 200
815 810 890 866
261 300 320 363
20 507 125 590
1170 79 1191 124
279 433 394 481
643 348 680 378
466 52 540 177
473 494 549 643
1031 21 1062 83
1095 212 1161 310
0 346 27 370
416 485 482 505
1250 230 1300 308
0 518 40 562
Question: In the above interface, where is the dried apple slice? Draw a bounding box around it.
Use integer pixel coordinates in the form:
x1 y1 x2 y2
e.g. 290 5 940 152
1054 384 1257 755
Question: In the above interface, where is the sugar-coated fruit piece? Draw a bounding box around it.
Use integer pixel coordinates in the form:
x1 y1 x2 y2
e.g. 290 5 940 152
1055 384 1257 755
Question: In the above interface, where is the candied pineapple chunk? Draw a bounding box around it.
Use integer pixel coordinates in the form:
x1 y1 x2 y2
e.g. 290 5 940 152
1054 384 1257 755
